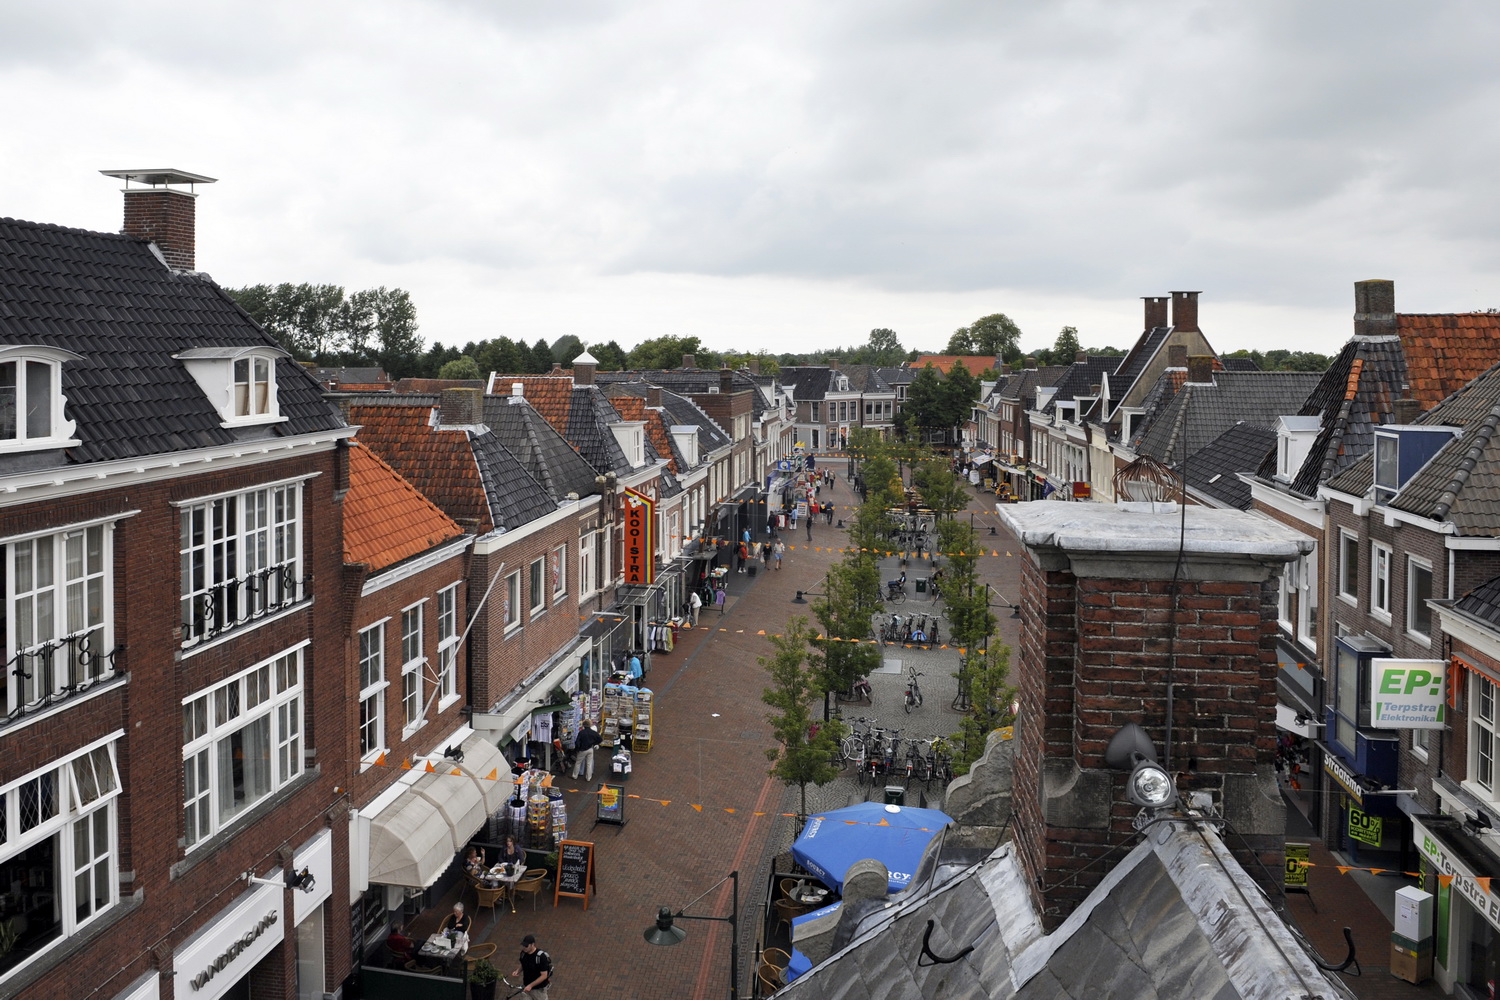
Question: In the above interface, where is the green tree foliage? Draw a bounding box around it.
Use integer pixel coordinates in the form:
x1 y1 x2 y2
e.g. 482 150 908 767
898 363 980 443
942 360 982 425
935 519 995 654
809 559 882 716
761 619 846 819
1052 325 1081 362
1222 348 1331 372
946 313 1022 361
627 335 703 371
226 283 422 376
952 641 1016 776
591 340 628 371
437 356 482 380
551 334 585 365
912 453 969 519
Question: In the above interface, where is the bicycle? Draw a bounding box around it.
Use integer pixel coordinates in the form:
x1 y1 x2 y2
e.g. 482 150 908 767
903 665 924 713
885 580 908 605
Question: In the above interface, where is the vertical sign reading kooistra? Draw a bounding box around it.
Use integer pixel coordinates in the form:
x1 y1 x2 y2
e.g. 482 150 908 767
622 488 655 585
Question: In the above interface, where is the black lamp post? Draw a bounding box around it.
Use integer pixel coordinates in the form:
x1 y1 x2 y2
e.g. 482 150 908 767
645 870 740 1000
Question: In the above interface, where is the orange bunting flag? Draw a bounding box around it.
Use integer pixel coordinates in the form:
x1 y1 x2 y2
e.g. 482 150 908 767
692 804 703 812
1478 877 1494 894
450 767 463 776
374 751 387 767
399 758 412 770
1336 866 1353 876
424 761 436 773
1439 874 1455 888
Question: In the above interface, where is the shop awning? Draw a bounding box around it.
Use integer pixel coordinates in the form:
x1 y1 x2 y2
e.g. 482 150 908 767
367 734 510 888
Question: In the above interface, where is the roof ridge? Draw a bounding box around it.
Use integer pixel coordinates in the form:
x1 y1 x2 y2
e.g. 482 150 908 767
1432 400 1500 520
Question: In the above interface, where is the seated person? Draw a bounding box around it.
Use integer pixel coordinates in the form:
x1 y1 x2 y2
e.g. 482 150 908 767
463 846 486 876
438 902 472 937
386 923 416 963
495 834 525 871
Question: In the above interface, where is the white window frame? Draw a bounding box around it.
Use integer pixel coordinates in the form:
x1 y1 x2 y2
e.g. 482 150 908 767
1406 556 1434 643
0 736 121 980
579 537 597 602
1297 544 1318 652
551 544 567 601
505 570 522 633
1337 529 1359 605
529 559 546 618
181 647 304 850
436 584 460 711
1370 542 1392 621
179 482 303 647
357 621 388 762
400 602 425 734
0 349 81 453
1468 670 1500 805
4 520 116 716
177 348 286 428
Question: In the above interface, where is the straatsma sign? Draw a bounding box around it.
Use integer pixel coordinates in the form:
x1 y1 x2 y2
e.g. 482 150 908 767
1371 658 1446 729
622 487 656 586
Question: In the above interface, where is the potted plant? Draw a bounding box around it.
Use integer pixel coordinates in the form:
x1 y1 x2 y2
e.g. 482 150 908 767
469 958 500 1000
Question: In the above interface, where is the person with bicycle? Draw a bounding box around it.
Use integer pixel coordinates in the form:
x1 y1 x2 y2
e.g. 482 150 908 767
513 934 553 995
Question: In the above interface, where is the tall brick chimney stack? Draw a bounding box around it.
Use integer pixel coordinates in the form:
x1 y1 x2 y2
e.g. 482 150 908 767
997 502 1307 929
573 349 598 386
1353 279 1397 340
718 366 735 394
1143 296 1169 331
1170 290 1201 333
100 168 216 271
681 354 697 370
646 386 662 409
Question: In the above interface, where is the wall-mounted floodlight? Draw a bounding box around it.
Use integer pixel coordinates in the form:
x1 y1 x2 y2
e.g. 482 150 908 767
1104 722 1177 810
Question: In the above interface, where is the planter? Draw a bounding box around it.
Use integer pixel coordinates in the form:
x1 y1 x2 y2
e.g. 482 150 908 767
470 982 497 1000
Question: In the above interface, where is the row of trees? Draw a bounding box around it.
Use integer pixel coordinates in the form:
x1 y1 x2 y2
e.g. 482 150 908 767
896 361 983 443
760 432 1016 819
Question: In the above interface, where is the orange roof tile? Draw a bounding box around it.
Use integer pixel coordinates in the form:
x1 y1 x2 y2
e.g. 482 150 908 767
344 443 464 571
1398 314 1500 407
488 376 578 439
352 404 494 532
1345 357 1363 401
910 355 998 374
609 395 678 473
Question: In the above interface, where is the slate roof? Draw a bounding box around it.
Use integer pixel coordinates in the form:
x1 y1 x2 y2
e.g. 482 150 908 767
344 442 464 570
1178 422 1277 510
603 392 676 472
0 216 345 465
481 395 602 503
594 368 770 419
468 427 561 530
1326 361 1500 535
599 380 731 468
1399 313 1500 407
1037 357 1117 416
1454 573 1500 632
997 367 1066 407
775 366 837 401
780 825 1350 1000
1105 326 1171 409
1221 356 1262 371
1255 336 1409 497
837 364 894 394
876 366 917 386
1132 371 1319 466
488 376 633 474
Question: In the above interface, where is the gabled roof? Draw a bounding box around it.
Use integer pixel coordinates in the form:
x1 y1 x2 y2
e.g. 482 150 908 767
876 366 918 385
393 377 484 393
604 392 676 473
1179 422 1277 510
1399 313 1500 407
599 380 730 470
1454 573 1500 631
997 367 1067 406
836 364 894 393
0 216 345 465
909 355 997 375
1037 358 1117 416
1105 327 1171 407
774 366 837 401
344 442 464 571
1132 371 1319 466
594 368 769 418
487 376 633 474
482 395 601 503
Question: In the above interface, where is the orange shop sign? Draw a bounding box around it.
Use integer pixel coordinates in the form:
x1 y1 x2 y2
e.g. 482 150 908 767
622 488 656 585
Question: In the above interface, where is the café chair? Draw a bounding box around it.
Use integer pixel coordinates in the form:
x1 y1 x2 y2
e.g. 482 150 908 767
405 958 441 975
778 877 800 901
475 885 507 927
757 966 783 995
465 941 498 971
511 869 549 912
761 947 791 976
772 898 804 937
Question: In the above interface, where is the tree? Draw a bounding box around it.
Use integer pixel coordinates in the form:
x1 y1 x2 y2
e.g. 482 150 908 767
551 334 585 365
438 356 481 380
224 283 423 376
761 619 846 820
946 313 1022 362
1053 325 1081 363
864 328 906 367
809 559 882 719
940 361 982 431
627 335 702 371
901 365 946 439
912 454 969 520
952 641 1016 776
944 327 975 355
529 339 553 374
592 340 628 371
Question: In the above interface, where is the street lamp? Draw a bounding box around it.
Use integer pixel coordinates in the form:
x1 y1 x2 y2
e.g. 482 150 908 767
645 870 740 1000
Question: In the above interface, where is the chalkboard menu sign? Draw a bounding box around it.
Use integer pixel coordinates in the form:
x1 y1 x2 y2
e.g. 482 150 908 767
554 839 595 909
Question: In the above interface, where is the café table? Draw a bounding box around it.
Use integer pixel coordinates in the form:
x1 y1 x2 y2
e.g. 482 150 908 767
791 881 831 908
483 864 527 912
419 930 469 965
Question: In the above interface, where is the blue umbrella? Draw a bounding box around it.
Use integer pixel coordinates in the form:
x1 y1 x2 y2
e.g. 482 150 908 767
791 802 952 894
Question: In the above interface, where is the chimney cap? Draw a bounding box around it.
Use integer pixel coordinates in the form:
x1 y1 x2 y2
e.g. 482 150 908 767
100 168 217 188
574 349 599 365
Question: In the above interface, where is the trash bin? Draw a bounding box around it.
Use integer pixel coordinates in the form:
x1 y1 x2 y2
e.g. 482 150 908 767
916 578 928 594
883 786 905 806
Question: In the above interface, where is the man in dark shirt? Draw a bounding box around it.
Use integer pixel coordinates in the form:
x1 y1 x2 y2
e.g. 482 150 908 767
571 719 602 780
514 934 553 995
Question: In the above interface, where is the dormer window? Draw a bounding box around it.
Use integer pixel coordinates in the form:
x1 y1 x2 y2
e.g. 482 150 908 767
1372 424 1460 501
175 346 288 428
1274 415 1322 483
0 347 82 452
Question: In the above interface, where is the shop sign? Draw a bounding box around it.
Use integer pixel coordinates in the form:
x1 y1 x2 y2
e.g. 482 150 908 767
1285 843 1310 888
191 910 278 992
1348 807 1383 847
1371 658 1447 729
622 488 656 586
1072 481 1091 499
1413 814 1500 933
174 882 284 1000
1323 751 1364 805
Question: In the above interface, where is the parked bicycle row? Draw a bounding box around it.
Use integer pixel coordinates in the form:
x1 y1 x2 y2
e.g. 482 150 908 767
834 716 955 789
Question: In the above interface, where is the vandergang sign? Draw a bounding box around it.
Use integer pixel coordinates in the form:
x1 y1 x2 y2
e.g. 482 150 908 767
622 488 655 586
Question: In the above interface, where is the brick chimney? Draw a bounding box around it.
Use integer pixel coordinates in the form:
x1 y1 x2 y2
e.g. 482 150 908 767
438 387 482 426
101 168 216 271
1186 355 1214 384
1143 296 1169 330
551 362 563 373
1074 351 1089 364
746 358 761 375
1167 344 1188 368
1353 279 1397 340
719 366 735 394
1393 397 1422 424
573 349 599 386
646 386 662 409
1170 290 1200 333
998 503 1306 929
681 354 697 370
1024 357 1037 370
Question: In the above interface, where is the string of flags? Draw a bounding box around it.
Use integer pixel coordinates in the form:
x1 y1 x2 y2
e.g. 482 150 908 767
1287 859 1486 890
668 535 1016 561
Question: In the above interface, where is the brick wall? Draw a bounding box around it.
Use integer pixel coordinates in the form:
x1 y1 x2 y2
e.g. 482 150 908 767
122 189 197 271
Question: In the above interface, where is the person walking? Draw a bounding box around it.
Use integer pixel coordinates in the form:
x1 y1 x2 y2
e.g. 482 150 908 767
687 589 701 626
761 541 772 569
571 719 601 781
825 503 834 525
805 515 813 542
513 934 553 995
773 540 784 570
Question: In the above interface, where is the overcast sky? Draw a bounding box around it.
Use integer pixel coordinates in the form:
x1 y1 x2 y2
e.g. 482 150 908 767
4 0 1498 359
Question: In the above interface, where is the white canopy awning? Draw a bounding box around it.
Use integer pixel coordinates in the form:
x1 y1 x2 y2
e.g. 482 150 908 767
367 734 511 888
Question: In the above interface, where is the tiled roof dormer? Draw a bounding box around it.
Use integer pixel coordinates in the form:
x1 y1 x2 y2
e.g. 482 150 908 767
0 345 82 453
175 345 290 428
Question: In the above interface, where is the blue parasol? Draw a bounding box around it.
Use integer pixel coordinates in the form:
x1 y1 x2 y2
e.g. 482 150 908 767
790 802 952 894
